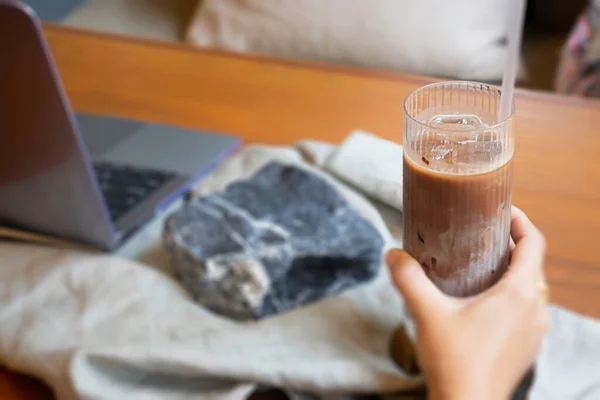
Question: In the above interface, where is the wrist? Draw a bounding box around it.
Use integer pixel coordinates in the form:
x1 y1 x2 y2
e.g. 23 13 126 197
427 379 503 400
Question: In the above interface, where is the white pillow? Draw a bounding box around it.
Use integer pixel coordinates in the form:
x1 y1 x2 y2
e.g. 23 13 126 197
185 0 514 81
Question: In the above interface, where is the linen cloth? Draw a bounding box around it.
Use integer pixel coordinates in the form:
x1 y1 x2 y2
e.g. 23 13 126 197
1 132 599 400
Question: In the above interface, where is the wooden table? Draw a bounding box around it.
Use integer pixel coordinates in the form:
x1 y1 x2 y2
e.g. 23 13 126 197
2 25 600 399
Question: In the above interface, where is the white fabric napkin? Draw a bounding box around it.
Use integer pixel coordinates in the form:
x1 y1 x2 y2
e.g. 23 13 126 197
0 132 599 400
324 130 404 211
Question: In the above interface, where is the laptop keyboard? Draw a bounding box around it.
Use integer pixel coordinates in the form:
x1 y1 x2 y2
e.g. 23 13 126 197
93 162 177 222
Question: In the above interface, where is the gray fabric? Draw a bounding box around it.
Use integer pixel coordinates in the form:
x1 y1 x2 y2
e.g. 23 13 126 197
0 135 598 400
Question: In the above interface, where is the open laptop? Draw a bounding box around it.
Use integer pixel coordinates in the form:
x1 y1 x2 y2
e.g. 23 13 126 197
0 1 242 251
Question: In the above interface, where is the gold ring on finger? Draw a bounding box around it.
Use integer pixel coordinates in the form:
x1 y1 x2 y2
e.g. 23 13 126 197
538 280 550 302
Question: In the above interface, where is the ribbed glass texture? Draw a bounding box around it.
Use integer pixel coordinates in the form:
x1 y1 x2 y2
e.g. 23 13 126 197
403 81 515 297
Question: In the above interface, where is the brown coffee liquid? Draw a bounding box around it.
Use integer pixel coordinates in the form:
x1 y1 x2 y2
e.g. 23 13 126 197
403 151 513 297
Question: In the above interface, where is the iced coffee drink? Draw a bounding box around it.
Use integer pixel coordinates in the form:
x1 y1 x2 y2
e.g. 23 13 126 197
403 82 514 297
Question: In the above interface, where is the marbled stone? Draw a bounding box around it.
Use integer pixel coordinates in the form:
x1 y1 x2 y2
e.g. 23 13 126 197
163 162 384 320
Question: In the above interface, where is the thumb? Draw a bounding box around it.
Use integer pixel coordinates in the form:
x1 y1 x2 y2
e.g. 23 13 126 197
386 249 448 323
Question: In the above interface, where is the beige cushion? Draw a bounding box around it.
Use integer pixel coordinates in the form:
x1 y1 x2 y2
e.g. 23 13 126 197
186 0 514 81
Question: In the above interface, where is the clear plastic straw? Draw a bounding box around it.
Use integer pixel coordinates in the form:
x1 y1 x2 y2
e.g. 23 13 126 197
498 0 527 122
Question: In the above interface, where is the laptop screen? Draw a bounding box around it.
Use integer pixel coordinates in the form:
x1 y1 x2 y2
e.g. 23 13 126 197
0 2 116 249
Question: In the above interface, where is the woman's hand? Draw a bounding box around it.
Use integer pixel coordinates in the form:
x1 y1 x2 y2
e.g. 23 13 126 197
387 207 549 400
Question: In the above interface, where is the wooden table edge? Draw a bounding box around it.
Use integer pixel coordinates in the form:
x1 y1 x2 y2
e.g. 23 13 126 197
42 24 600 112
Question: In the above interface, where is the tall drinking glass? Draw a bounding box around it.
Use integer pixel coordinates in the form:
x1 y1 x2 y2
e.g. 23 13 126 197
393 81 530 396
403 81 515 297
